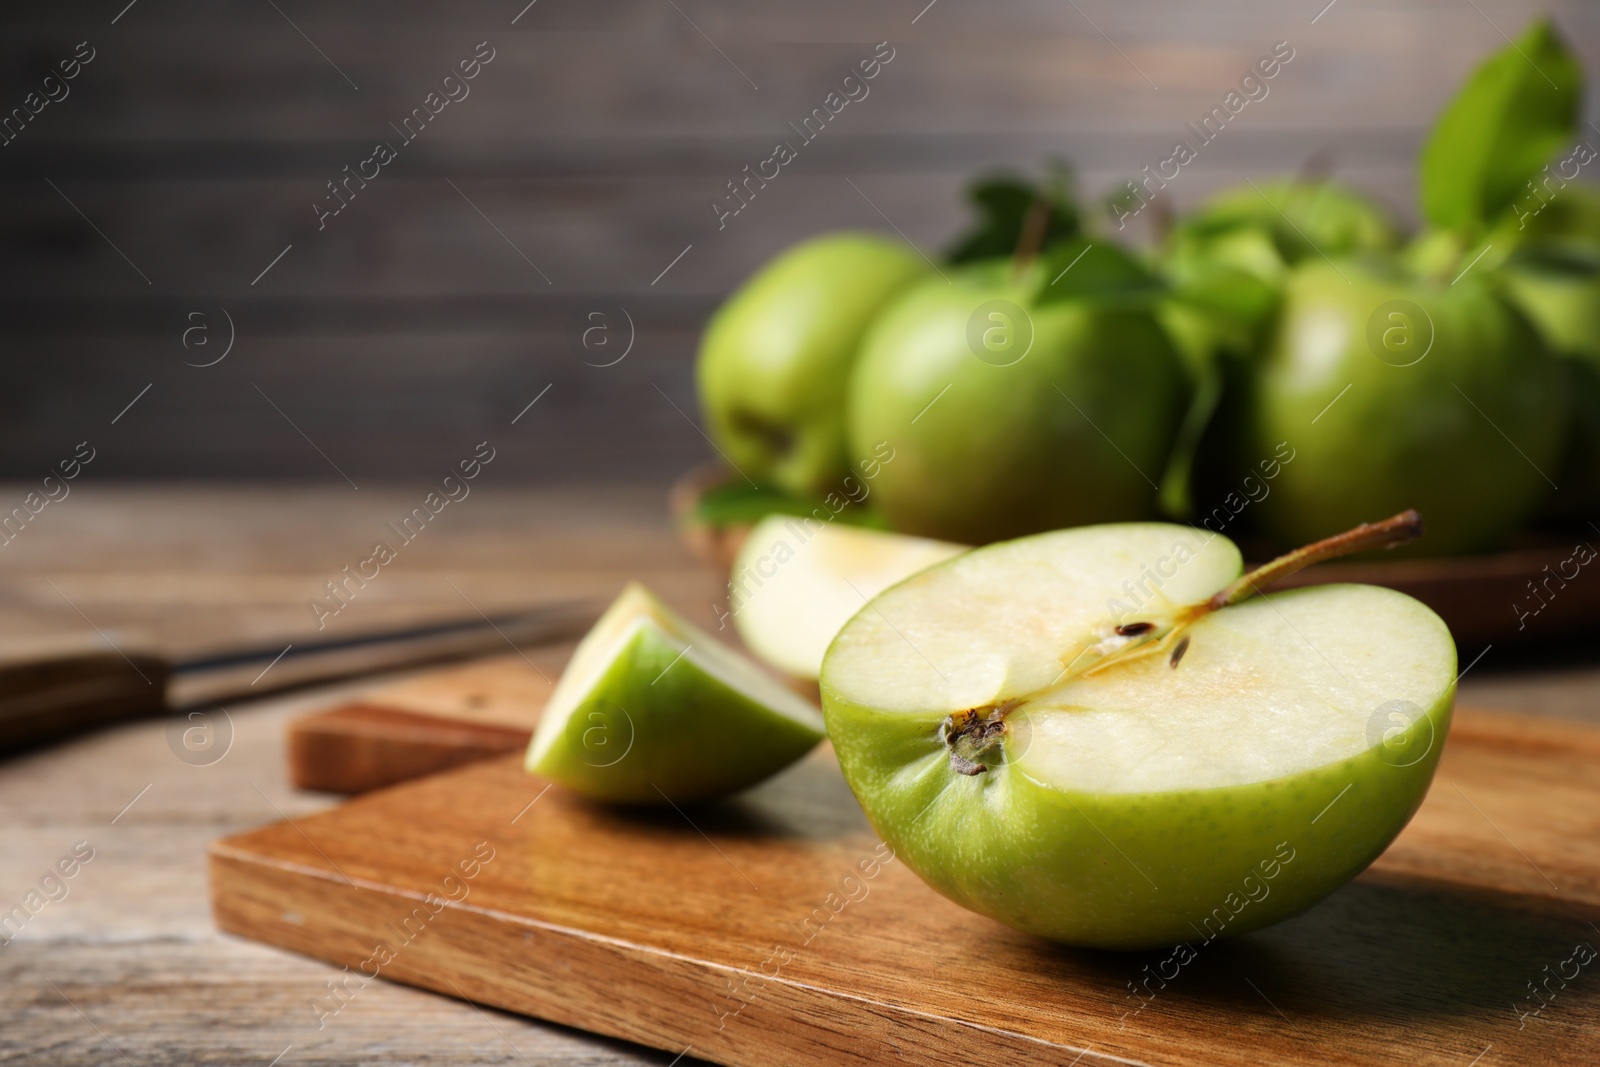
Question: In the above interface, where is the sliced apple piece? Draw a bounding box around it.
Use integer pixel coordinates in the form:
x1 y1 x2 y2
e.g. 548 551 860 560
822 518 1455 949
731 515 966 679
526 583 825 804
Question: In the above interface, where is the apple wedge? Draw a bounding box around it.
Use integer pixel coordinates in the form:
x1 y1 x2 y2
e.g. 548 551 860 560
731 515 966 679
821 516 1455 949
526 583 825 804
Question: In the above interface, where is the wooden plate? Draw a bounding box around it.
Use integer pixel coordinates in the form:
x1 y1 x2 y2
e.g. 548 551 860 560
671 464 1600 649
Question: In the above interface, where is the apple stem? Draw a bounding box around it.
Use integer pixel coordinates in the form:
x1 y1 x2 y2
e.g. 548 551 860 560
1293 150 1335 188
1150 198 1174 246
1010 196 1054 282
1204 510 1424 613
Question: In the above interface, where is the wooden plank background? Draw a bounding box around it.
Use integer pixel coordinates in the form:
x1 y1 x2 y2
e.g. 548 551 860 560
3 0 1596 482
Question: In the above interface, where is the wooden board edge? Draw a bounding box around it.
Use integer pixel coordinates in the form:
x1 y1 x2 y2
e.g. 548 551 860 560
206 841 1140 1067
286 703 529 794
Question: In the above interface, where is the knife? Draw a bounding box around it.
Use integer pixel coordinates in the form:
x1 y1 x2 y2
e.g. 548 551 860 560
0 600 598 754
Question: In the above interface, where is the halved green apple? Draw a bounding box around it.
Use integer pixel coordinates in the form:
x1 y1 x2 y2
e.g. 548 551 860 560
526 583 825 804
821 517 1455 949
731 516 966 679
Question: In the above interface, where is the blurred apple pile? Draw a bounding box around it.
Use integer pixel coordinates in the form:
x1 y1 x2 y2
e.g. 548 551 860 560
694 20 1599 557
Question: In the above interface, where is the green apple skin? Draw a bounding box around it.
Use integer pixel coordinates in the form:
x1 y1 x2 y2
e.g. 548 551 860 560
846 264 1188 544
825 680 1450 950
530 618 823 805
1187 180 1401 265
697 233 931 498
1242 258 1568 555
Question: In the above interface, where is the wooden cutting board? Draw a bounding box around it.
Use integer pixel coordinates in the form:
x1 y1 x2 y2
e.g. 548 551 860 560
214 705 1600 1066
286 650 568 793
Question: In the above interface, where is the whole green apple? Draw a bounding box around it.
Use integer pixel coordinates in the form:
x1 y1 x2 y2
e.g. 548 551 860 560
846 257 1188 544
1240 257 1568 554
822 518 1454 949
697 233 930 497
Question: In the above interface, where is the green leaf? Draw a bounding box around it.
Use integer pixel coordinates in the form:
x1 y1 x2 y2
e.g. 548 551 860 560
1031 236 1164 306
945 169 1080 264
1155 274 1277 379
1420 18 1583 231
1162 227 1286 333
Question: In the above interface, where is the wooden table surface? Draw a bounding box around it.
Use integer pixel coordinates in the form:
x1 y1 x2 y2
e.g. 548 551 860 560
1 484 1596 1066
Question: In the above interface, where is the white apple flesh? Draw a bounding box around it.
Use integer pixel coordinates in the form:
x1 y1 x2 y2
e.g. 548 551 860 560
731 516 966 679
821 521 1455 949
